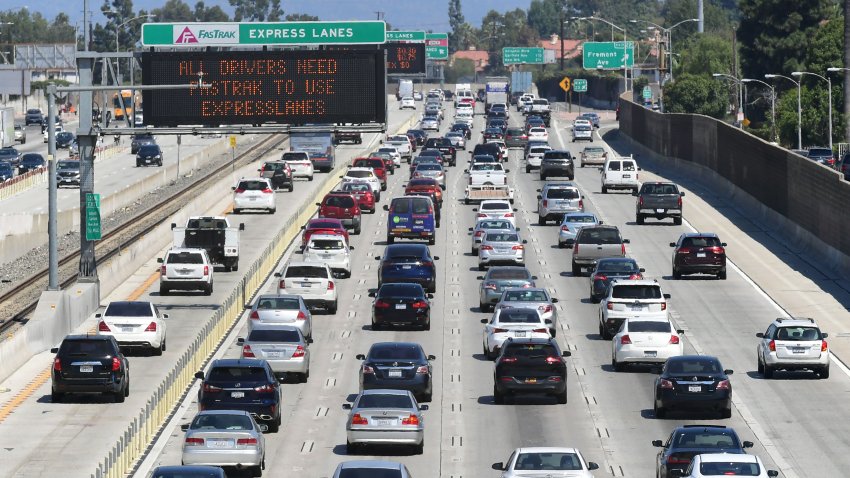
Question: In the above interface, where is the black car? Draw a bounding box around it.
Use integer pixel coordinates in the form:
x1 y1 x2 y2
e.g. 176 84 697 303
539 150 574 180
18 153 46 174
654 355 733 419
149 466 226 478
195 358 282 432
653 425 753 478
493 337 570 404
25 108 44 125
136 144 163 167
259 160 294 191
525 116 546 131
57 159 81 187
487 119 508 132
0 162 13 181
806 146 835 166
0 147 21 166
376 243 439 293
131 133 156 154
423 137 457 166
357 342 435 401
839 153 850 180
450 122 472 139
370 283 433 330
472 142 503 162
50 334 130 403
55 131 75 149
483 127 504 141
589 258 644 302
406 129 428 147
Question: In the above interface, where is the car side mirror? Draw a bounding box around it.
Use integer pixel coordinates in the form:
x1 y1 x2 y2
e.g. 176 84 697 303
515 227 521 232
237 338 245 344
257 168 262 172
724 369 734 375
663 293 671 299
356 354 366 360
561 351 571 357
349 245 354 250
433 256 439 260
468 227 473 231
513 208 518 212
676 329 684 334
472 208 478 212
480 318 488 323
721 242 728 247
231 186 236 191
171 223 176 229
419 404 429 411
522 240 528 244
637 167 642 171
544 319 552 324
587 462 599 471
374 256 380 260
631 190 638 196
427 293 434 299
464 169 469 173
157 257 163 263
50 347 59 353
491 463 505 471
476 276 484 280
300 225 306 230
505 169 510 173
652 440 663 447
822 333 829 338
95 313 102 318
342 403 352 410
742 440 754 448
427 354 436 360
273 272 282 278
338 175 343 178
680 191 686 197
382 205 390 211
239 223 245 231
194 371 205 380
368 291 376 297
551 298 559 303
768 471 779 477
756 332 764 338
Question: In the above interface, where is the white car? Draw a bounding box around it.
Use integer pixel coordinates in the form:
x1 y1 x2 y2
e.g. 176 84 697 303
525 145 552 172
455 111 474 127
573 118 592 129
282 150 315 181
528 127 549 142
481 307 551 359
682 453 779 478
486 140 508 158
385 135 414 159
400 96 415 109
232 177 276 214
248 293 313 339
572 124 593 142
445 131 466 150
96 301 167 355
492 447 600 478
456 103 473 116
302 234 353 278
611 317 684 371
756 317 830 379
475 200 517 226
599 279 671 340
341 167 382 199
376 146 402 167
275 261 338 314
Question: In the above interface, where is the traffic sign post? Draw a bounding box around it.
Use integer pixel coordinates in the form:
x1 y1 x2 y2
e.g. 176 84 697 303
425 33 449 60
503 47 545 65
643 86 652 102
559 77 571 92
582 41 635 70
573 79 587 92
85 193 101 241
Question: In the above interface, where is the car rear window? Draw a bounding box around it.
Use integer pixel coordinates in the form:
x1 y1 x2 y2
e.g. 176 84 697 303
666 358 722 374
681 236 721 248
642 183 678 194
256 296 302 309
208 366 267 381
565 215 595 223
357 394 414 409
776 326 822 341
282 152 308 161
530 147 550 154
104 302 153 317
612 285 662 299
545 188 579 199
498 309 540 324
808 148 832 157
674 430 740 448
167 252 204 264
481 202 509 211
417 164 441 171
597 260 638 273
237 180 268 191
379 283 424 297
341 183 371 192
369 345 424 360
309 239 344 250
391 199 411 214
622 161 636 171
347 170 372 178
698 462 760 476
138 145 159 154
515 452 582 471
285 266 328 278
485 232 519 242
488 269 529 280
479 220 512 230
61 339 113 356
263 162 287 171
190 413 253 431
544 151 571 160
607 161 621 171
310 221 341 229
503 343 557 357
408 179 437 187
356 159 384 169
628 321 670 333
248 328 301 343
324 196 355 208
338 469 401 478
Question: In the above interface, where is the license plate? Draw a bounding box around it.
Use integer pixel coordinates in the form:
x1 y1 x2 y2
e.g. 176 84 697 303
696 252 706 258
388 369 403 378
791 347 806 354
631 306 643 312
231 391 245 398
514 331 526 338
656 208 664 213
395 304 407 310
525 378 537 384
623 174 631 178
688 386 701 393
301 282 313 287
121 327 134 333
80 365 93 373
265 351 282 359
249 197 257 201
402 265 412 269
644 351 657 357
208 439 233 448
376 419 396 426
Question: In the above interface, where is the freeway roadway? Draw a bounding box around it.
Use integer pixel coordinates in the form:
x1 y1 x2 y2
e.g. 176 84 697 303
2 96 850 478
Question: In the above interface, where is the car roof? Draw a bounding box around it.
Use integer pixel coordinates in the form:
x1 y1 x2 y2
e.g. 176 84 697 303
697 453 759 464
210 358 268 367
771 317 818 327
543 182 578 188
196 409 252 417
386 243 428 254
503 287 548 294
680 232 720 239
513 447 580 454
338 460 403 470
360 388 412 396
105 300 152 308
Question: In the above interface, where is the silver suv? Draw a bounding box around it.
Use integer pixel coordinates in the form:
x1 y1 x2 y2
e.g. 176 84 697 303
756 317 830 379
537 182 584 225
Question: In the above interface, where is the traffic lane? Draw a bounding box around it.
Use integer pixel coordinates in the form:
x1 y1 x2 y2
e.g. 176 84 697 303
0 106 416 477
140 116 451 476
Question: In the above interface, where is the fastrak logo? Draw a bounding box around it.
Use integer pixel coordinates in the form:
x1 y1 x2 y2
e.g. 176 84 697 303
173 24 239 44
175 27 198 44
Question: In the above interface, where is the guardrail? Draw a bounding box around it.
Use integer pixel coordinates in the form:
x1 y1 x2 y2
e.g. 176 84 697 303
91 113 419 478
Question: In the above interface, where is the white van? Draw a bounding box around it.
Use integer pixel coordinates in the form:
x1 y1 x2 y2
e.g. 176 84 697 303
601 155 640 194
455 89 474 107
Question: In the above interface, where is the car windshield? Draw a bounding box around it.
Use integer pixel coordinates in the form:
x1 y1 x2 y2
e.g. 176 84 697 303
514 452 582 471
681 236 722 248
338 469 401 478
0 148 16 157
488 269 529 280
485 232 519 242
612 285 662 299
285 266 328 278
504 290 548 302
585 147 604 153
546 188 579 199
57 161 78 169
167 252 204 264
104 302 153 317
347 171 373 178
309 239 344 250
776 326 822 341
208 366 267 382
190 413 253 431
256 296 301 309
565 215 596 223
56 132 74 141
579 228 621 244
666 358 722 374
248 328 301 343
628 321 670 333
237 180 268 191
498 309 540 324
674 429 740 448
808 148 832 157
503 343 558 358
369 345 424 360
357 394 414 409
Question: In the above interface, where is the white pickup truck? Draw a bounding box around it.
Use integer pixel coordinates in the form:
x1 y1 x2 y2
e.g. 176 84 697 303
385 135 413 160
466 162 510 186
524 98 551 115
172 216 244 272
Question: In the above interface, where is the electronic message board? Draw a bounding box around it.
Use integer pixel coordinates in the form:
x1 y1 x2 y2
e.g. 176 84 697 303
386 43 425 74
141 50 386 127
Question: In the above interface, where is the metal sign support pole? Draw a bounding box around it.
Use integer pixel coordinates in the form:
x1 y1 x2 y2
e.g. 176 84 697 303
77 55 98 282
46 85 59 290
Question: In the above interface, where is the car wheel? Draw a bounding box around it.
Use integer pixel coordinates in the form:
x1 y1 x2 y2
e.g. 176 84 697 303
672 267 682 280
538 216 546 226
555 387 567 404
526 166 531 173
540 173 546 180
558 242 565 249
493 386 504 404
233 208 241 214
601 186 608 194
159 286 169 296
674 216 682 225
51 390 64 403
550 327 557 338
763 364 774 379
654 403 666 419
412 440 424 455
757 356 764 375
354 224 361 235
114 385 126 403
371 320 381 331
152 339 164 356
251 465 263 477
423 320 431 331
571 261 581 276
288 184 294 192
269 208 276 214
205 283 213 296
820 365 830 379
612 357 624 372
721 408 732 419
158 161 163 167
599 322 612 340
636 214 644 225
718 269 727 280
478 263 486 271
428 237 435 245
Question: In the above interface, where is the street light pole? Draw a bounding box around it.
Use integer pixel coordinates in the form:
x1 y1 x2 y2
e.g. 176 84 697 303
742 78 777 142
114 14 155 85
828 67 850 146
765 73 802 149
631 19 698 84
712 73 744 129
793 71 832 151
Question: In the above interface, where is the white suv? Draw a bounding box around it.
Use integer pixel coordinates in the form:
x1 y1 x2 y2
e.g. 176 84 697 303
598 279 670 340
302 234 353 278
158 248 214 295
756 317 830 379
232 177 276 214
275 261 338 314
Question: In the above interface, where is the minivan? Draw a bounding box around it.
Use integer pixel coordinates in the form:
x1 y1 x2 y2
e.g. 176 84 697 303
384 196 437 245
601 156 640 194
317 193 362 234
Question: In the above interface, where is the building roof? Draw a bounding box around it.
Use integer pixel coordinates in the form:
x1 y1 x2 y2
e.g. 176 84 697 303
538 35 584 60
450 50 490 71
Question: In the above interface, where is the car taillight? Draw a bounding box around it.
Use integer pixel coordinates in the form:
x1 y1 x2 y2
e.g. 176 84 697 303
412 300 428 308
144 321 157 332
607 302 614 310
667 454 690 464
185 437 205 446
499 356 518 364
53 358 61 371
560 225 569 232
484 282 497 290
98 321 111 332
545 356 562 364
477 213 486 218
421 261 433 268
111 357 121 371
573 243 579 254
677 196 682 208
374 300 391 309
716 379 731 390
533 328 549 334
676 247 691 254
504 212 514 218
402 414 420 425
638 196 644 207
292 345 306 358
768 340 776 352
262 188 273 194
542 199 548 207
659 379 674 389
475 230 485 237
669 334 680 344
203 383 222 393
538 304 553 313
254 384 275 393
492 327 509 333
579 199 584 209
160 265 166 276
708 246 725 254
351 413 368 425
621 243 626 255
512 245 524 250
620 335 632 345
242 344 255 357
203 266 209 276
480 245 493 251
821 340 828 352
416 365 429 374
362 365 374 374
234 188 246 194
661 302 667 311
328 281 335 290
628 273 642 280
297 311 307 321
249 310 260 320
278 280 286 290
594 274 608 282
237 438 258 446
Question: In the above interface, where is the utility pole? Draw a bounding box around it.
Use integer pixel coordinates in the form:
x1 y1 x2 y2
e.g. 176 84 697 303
559 13 565 70
732 28 739 121
83 0 89 52
698 0 704 33
845 0 850 143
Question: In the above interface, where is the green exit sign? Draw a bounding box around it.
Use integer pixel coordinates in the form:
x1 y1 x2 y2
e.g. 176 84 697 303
387 31 425 42
85 193 101 241
502 47 545 65
573 79 588 92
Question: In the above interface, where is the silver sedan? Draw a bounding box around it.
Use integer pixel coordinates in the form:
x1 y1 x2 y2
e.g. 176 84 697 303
496 287 560 334
478 231 527 270
248 294 313 339
238 324 311 382
477 266 535 312
469 218 518 254
344 389 427 454
181 410 266 476
412 163 447 190
558 212 600 248
445 131 467 150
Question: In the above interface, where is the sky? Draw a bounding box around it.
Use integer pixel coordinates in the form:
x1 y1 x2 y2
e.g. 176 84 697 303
12 0 532 32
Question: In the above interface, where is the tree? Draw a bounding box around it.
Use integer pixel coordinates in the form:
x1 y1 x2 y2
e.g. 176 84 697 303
0 8 74 45
663 73 728 117
194 2 230 21
448 0 470 52
527 0 565 38
151 0 194 22
94 0 136 52
229 0 283 21
661 0 737 40
675 34 734 77
285 13 319 21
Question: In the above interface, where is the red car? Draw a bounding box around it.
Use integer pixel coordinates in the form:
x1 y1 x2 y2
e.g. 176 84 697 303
405 178 443 208
338 181 377 213
670 232 727 280
301 218 349 249
317 192 362 234
352 157 388 191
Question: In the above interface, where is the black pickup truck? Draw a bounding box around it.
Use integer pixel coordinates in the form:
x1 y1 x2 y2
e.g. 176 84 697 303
634 182 685 225
423 137 457 166
333 131 362 145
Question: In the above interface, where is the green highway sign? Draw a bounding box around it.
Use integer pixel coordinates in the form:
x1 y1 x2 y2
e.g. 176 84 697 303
643 86 652 99
142 21 387 47
425 33 449 60
582 41 635 70
387 31 425 42
85 193 101 241
502 47 545 65
573 79 588 92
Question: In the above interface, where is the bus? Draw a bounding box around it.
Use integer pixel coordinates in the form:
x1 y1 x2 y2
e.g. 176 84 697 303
112 90 140 121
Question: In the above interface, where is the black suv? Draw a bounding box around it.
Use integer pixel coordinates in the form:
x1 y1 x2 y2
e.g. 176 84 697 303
131 133 156 154
539 150 574 181
493 337 571 404
25 108 43 125
653 425 753 478
423 137 457 166
51 334 130 403
195 359 282 432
